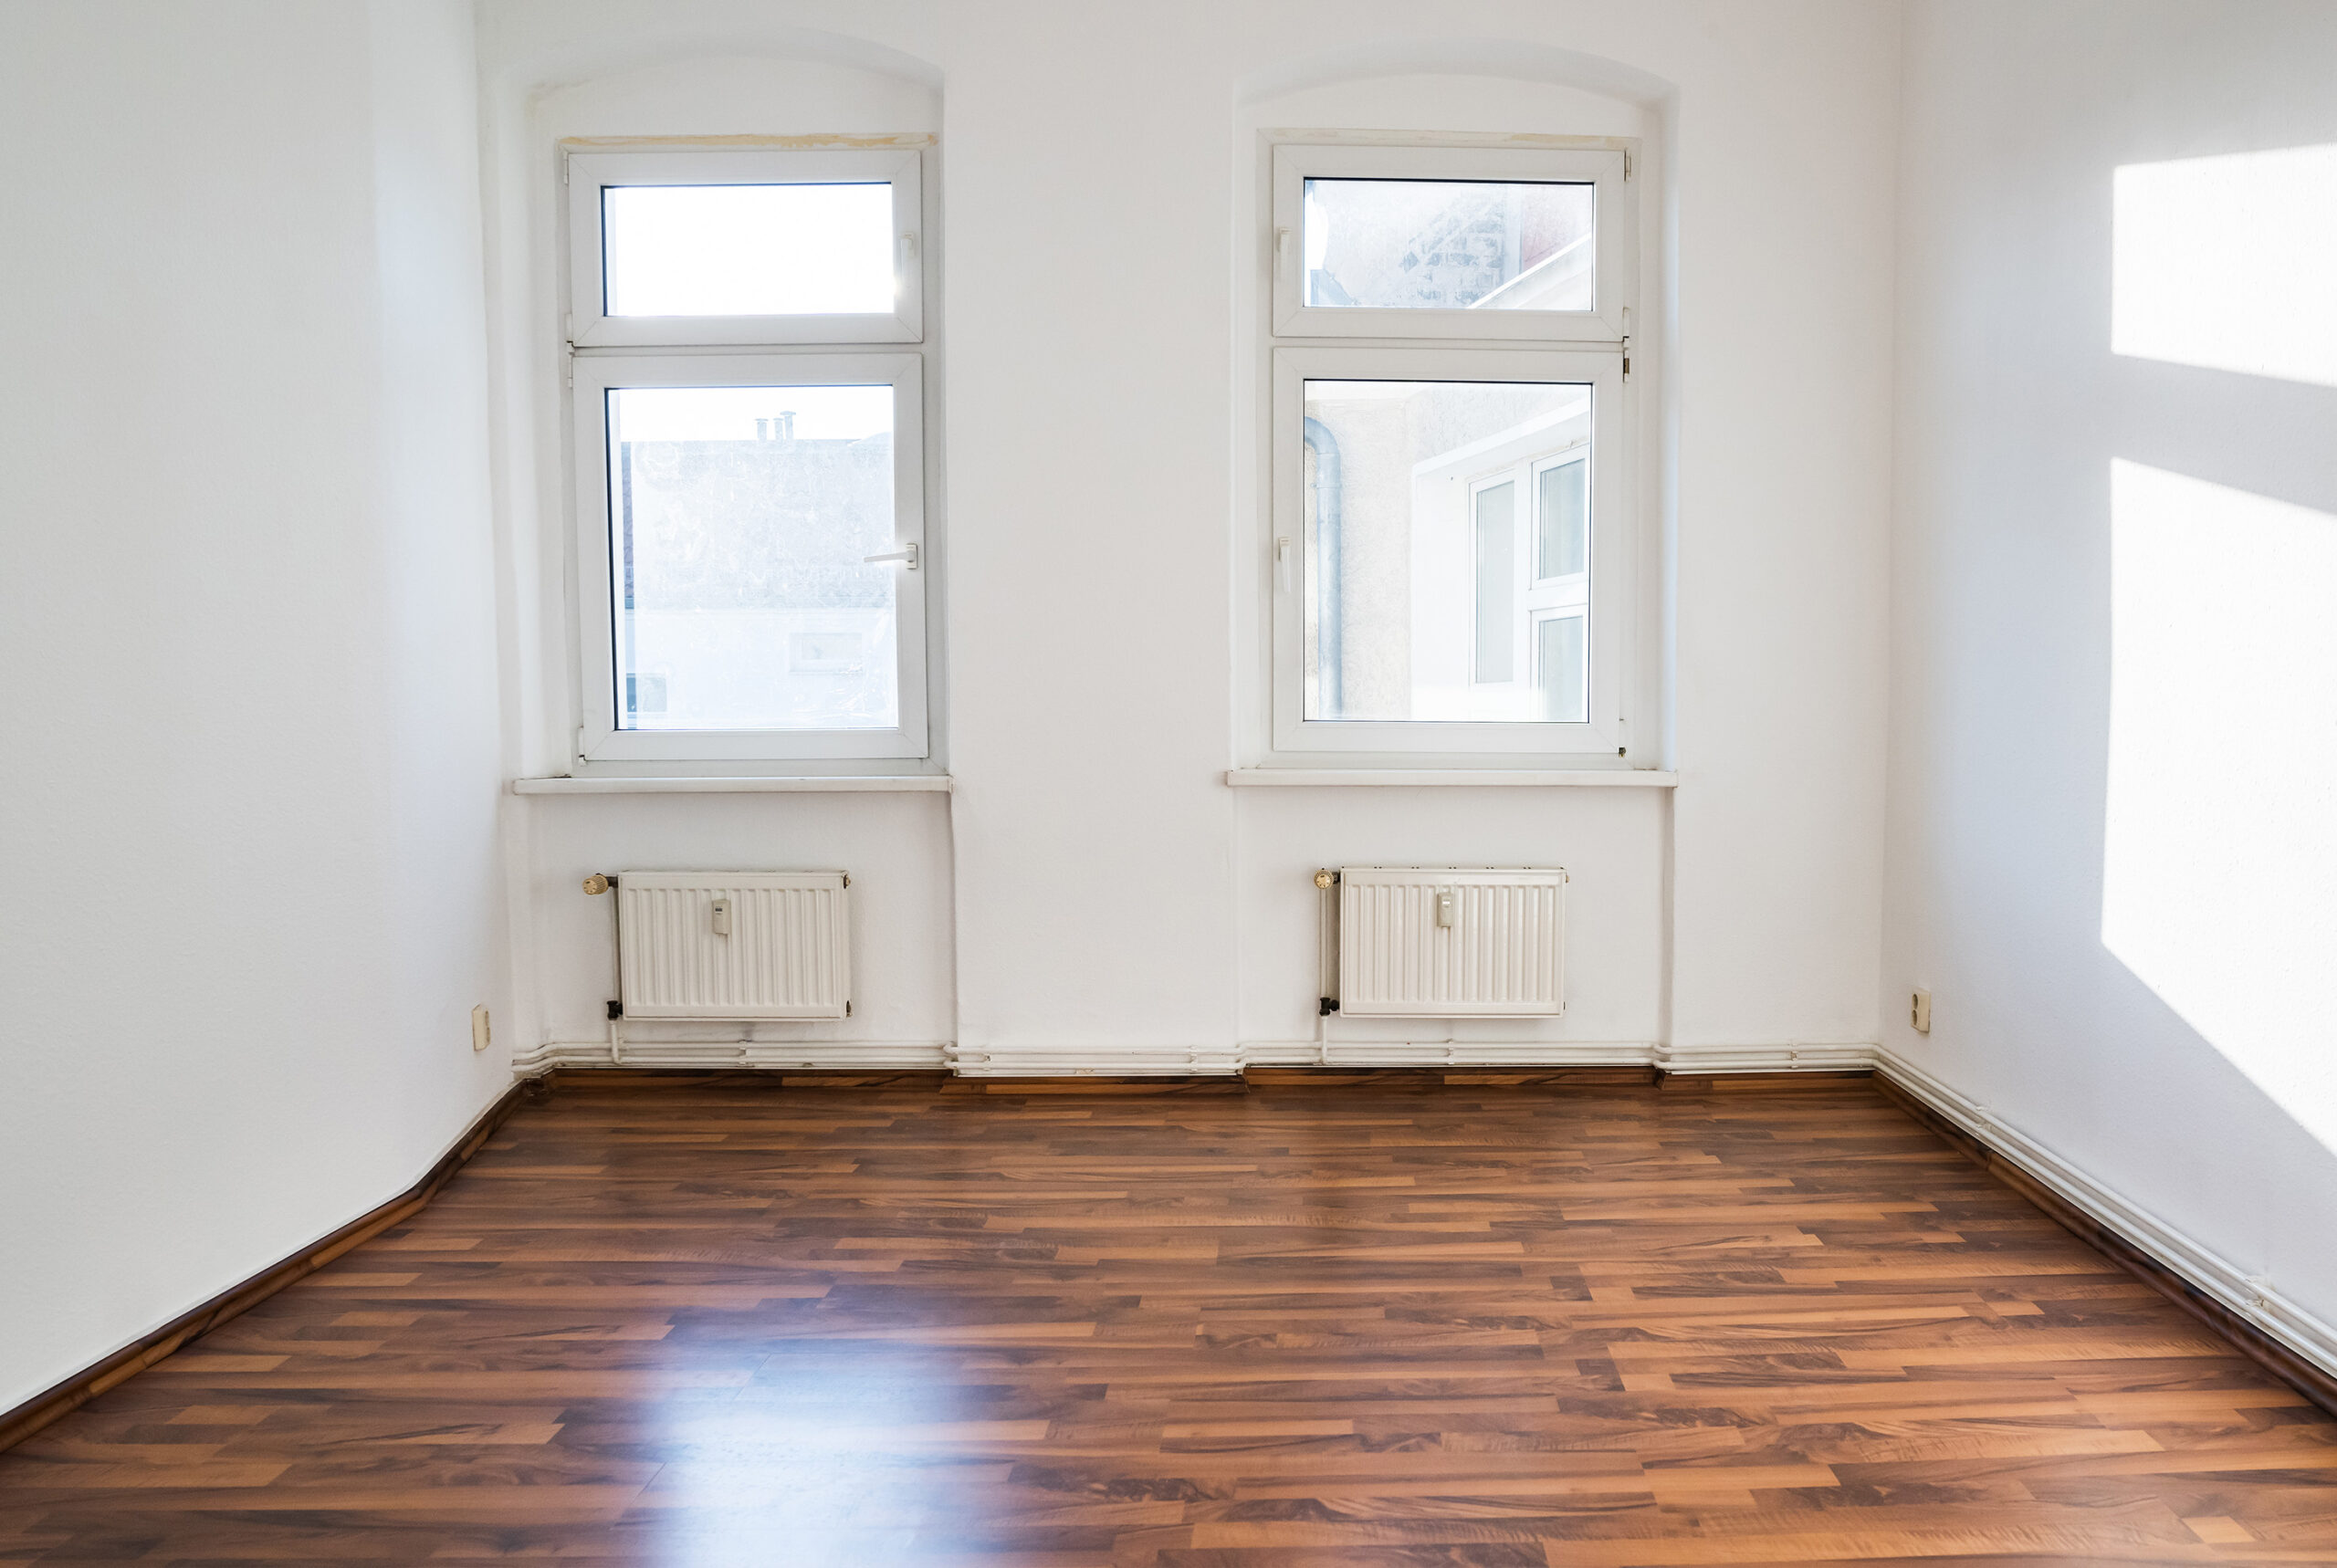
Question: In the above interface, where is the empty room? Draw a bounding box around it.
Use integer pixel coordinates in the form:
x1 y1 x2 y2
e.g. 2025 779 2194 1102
5 0 2336 1562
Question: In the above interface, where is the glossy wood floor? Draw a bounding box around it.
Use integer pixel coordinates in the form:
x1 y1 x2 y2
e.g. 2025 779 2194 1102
4 1071 2334 1565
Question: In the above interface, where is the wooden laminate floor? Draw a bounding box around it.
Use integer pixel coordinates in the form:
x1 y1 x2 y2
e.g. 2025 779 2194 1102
4 1071 2334 1565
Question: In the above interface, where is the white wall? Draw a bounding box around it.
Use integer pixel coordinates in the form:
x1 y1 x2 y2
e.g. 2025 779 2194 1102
0 0 509 1409
483 0 1900 1071
1886 0 2337 1336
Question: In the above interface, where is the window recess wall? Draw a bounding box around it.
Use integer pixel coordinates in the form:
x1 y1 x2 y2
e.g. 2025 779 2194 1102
1226 57 1698 1059
490 57 954 1067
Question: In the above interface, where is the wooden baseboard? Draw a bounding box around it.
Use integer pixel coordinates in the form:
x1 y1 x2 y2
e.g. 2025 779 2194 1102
0 1077 543 1456
1657 1069 1876 1092
1245 1067 1663 1087
1870 1071 2337 1419
535 1068 952 1092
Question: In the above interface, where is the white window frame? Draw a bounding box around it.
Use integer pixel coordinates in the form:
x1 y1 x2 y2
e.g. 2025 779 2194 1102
570 351 927 763
566 148 923 347
1271 141 1632 343
1271 345 1628 757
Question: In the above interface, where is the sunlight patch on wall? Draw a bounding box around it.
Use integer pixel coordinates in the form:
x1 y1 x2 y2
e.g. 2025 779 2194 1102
2103 461 2337 1151
2112 144 2337 388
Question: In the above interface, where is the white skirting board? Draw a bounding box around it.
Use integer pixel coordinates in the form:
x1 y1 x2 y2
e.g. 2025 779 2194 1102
1873 1045 2337 1384
512 1040 951 1072
508 1034 2337 1387
944 1041 1867 1074
515 1039 1874 1076
1658 1042 1881 1073
526 1041 1879 1079
1246 1041 1880 1072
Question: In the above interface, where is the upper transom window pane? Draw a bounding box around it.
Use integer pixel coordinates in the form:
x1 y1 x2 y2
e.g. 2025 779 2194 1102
1303 178 1595 312
603 183 895 317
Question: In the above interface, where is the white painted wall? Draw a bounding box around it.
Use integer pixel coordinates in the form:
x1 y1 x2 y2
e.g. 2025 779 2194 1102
1886 0 2337 1334
483 1 1899 1069
0 0 509 1408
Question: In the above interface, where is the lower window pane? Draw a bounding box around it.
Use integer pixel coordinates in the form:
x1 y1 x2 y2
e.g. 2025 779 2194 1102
1303 379 1590 722
607 385 897 731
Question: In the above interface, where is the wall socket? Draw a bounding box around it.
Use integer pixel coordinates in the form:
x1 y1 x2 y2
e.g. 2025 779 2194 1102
1910 988 1933 1034
471 1004 492 1052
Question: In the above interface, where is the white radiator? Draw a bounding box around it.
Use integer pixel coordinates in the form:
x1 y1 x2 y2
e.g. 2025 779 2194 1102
614 871 851 1020
1336 866 1567 1017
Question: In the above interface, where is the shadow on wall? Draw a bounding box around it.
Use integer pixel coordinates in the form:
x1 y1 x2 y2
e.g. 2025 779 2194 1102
2099 143 2337 1155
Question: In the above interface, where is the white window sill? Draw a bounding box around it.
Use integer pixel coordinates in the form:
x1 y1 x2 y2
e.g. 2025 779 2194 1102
1224 768 1676 788
511 775 952 796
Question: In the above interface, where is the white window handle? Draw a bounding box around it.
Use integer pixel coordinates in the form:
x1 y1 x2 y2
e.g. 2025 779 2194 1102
864 542 919 570
1274 535 1293 592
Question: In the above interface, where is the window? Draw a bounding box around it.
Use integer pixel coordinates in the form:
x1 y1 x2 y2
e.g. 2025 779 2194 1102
1268 139 1638 758
564 146 929 763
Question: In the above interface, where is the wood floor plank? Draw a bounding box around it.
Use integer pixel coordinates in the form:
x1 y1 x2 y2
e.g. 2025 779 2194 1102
0 1074 2330 1564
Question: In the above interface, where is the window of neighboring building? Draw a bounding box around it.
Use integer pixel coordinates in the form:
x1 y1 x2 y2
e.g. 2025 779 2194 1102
563 146 929 763
1269 140 1637 758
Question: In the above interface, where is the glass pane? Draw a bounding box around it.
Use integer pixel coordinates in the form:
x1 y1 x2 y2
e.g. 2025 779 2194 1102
607 384 897 731
603 183 894 316
1304 179 1594 311
1303 379 1591 722
1537 456 1588 579
1474 482 1516 683
1537 614 1588 723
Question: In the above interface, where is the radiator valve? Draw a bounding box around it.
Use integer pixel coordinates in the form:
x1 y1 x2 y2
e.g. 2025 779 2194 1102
1314 869 1336 890
583 873 612 895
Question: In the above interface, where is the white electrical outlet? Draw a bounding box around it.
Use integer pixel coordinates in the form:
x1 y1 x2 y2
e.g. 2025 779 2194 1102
1910 988 1932 1034
471 1004 492 1052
